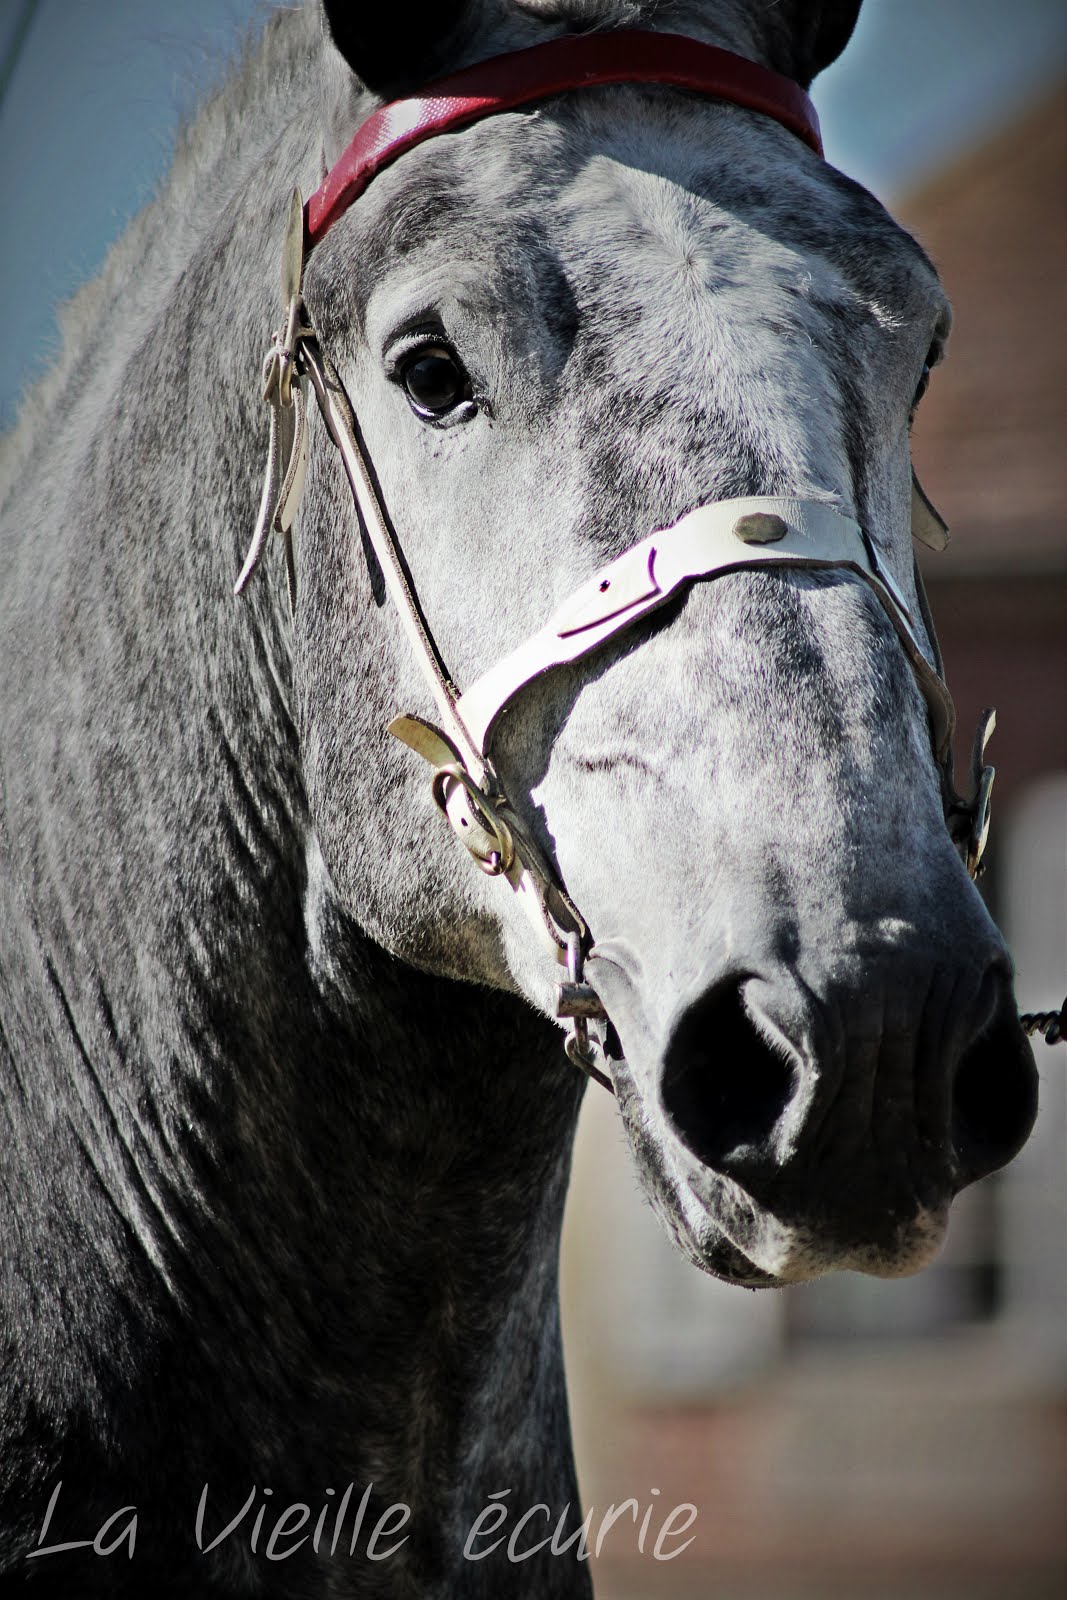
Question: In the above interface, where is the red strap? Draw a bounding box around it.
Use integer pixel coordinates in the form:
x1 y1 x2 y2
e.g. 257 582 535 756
305 30 822 251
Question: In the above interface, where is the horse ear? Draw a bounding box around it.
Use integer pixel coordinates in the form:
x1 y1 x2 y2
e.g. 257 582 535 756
807 0 863 78
321 1 475 95
763 1 864 88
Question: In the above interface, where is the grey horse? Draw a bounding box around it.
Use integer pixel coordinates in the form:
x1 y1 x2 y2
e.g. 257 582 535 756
0 1 1037 1595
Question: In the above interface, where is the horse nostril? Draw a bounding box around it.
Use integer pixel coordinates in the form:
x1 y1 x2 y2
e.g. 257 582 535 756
661 981 797 1172
951 979 1039 1187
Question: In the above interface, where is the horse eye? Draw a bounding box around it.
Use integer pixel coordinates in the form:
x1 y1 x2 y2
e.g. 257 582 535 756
913 341 942 411
400 346 470 417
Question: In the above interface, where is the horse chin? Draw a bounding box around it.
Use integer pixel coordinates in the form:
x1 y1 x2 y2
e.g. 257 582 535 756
683 1203 952 1289
605 1039 955 1292
648 1166 953 1290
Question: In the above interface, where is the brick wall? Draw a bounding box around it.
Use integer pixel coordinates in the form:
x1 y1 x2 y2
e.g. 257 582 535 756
903 82 1067 818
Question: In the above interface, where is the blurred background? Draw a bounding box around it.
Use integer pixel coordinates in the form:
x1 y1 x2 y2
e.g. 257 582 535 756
3 3 1065 1597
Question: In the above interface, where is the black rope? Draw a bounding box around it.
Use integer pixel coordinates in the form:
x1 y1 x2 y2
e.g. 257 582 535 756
1020 997 1066 1047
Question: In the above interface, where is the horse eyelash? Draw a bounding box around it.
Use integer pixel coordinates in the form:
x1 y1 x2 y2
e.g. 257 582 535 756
385 332 456 376
910 339 944 425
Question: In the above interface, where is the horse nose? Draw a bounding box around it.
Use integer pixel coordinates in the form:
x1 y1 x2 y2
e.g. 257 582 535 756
659 979 799 1175
950 962 1039 1185
660 961 1038 1195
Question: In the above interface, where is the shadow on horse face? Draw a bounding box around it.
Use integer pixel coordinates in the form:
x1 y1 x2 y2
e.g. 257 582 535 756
301 7 1038 1292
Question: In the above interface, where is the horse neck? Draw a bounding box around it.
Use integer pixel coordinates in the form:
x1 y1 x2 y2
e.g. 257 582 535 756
0 32 310 1141
0 6 588 1534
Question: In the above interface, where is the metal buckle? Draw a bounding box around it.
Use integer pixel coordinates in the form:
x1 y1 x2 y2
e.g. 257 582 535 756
431 763 516 876
948 707 996 879
557 933 612 1088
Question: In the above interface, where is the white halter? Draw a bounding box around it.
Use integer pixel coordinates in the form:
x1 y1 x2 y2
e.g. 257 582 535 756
236 147 994 1089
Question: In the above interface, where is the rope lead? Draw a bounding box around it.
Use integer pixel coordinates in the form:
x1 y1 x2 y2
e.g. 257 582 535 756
1020 998 1066 1047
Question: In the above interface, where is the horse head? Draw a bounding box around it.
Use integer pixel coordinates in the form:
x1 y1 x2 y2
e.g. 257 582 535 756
282 0 1037 1289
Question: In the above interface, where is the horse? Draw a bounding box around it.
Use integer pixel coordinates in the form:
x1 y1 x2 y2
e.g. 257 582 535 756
0 1 1039 1594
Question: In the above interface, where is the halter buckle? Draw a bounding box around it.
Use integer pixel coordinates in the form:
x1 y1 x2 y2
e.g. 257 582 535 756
947 707 997 879
557 934 611 1088
431 763 516 876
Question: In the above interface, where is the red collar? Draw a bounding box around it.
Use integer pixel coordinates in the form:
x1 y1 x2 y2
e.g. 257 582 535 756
304 30 822 252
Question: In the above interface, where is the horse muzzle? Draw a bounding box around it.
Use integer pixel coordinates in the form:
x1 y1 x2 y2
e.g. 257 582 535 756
587 933 1038 1285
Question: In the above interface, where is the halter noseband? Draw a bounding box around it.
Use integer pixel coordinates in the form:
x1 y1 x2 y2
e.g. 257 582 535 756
237 30 996 1091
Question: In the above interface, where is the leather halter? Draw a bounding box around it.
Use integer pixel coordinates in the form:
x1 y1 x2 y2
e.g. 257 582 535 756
237 31 996 1091
304 31 822 251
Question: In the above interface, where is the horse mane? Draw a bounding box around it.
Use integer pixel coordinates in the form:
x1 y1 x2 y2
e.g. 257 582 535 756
0 4 321 499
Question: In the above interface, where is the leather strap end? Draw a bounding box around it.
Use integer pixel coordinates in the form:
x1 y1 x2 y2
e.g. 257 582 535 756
911 470 950 552
388 713 462 768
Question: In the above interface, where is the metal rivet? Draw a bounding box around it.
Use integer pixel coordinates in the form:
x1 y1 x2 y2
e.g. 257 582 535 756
733 512 788 544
